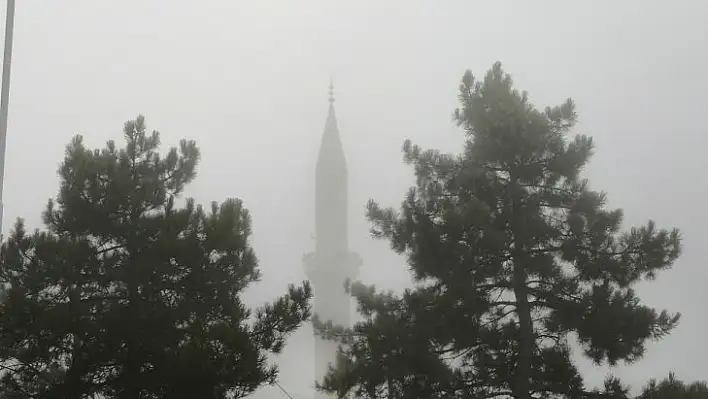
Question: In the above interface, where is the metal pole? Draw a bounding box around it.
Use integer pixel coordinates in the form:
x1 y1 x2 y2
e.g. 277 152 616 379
0 0 16 236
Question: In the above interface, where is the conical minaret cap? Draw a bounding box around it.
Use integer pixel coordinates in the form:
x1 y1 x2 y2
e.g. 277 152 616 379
316 81 347 175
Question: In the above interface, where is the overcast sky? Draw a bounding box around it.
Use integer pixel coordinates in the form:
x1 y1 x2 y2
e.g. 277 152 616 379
2 0 707 397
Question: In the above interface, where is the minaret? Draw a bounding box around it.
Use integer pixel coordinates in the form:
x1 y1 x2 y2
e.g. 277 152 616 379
304 82 362 398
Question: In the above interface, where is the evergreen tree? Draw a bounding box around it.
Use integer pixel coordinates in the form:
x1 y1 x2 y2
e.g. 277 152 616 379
317 63 681 398
0 115 312 398
638 373 708 399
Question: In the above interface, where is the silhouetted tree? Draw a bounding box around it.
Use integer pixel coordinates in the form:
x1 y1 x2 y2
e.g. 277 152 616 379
0 115 312 398
638 373 708 399
317 63 682 398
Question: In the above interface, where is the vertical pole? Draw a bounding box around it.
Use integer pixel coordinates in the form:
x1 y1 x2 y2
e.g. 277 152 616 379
0 0 16 237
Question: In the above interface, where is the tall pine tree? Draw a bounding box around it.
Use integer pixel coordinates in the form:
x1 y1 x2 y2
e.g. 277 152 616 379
0 115 312 398
317 63 681 398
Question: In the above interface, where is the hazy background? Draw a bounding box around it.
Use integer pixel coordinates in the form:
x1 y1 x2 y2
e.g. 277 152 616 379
2 1 706 397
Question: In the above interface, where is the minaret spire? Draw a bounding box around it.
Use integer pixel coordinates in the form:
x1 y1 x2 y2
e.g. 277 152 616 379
328 78 335 104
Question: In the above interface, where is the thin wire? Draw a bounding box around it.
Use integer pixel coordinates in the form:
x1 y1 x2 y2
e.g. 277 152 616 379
274 381 295 399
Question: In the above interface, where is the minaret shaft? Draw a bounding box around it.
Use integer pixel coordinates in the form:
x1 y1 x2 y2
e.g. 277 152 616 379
315 172 348 254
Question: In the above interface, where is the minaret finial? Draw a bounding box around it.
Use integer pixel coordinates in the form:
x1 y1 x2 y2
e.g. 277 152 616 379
328 78 335 104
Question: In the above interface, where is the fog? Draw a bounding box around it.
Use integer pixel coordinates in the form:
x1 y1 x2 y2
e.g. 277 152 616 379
3 1 707 397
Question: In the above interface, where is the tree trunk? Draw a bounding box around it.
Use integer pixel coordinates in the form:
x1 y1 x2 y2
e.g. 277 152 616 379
121 241 141 399
65 289 84 397
64 332 84 397
512 267 534 399
510 174 534 399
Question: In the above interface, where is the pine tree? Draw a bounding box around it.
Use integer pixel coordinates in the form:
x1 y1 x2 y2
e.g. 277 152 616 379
317 63 681 398
0 115 312 398
638 373 708 399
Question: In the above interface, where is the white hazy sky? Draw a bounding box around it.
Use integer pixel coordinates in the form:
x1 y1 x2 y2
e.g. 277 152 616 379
2 1 707 397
